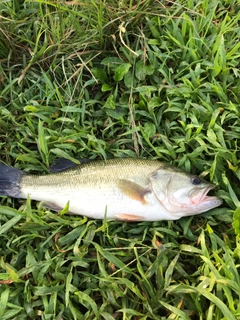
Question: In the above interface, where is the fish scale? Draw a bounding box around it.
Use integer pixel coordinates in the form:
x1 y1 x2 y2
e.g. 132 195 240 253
0 158 222 221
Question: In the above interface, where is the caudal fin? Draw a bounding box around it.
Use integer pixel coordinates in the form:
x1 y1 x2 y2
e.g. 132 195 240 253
0 163 23 198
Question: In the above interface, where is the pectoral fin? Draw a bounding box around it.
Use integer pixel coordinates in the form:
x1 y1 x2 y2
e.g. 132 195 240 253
117 179 149 204
115 213 144 221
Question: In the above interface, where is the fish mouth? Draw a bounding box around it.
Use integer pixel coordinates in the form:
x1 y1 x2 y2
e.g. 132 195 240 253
190 184 223 207
200 185 216 203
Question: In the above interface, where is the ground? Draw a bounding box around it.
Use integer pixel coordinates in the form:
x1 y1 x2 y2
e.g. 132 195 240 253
0 0 239 319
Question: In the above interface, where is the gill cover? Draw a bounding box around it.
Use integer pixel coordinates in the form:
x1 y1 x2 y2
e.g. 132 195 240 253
148 166 218 215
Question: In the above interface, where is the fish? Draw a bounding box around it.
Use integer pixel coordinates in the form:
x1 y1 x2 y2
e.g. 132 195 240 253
0 158 222 221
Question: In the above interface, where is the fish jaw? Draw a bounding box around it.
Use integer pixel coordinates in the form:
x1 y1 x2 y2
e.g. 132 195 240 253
188 185 223 214
192 196 223 213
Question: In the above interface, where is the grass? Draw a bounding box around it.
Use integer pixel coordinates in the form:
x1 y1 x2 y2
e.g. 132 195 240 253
0 0 240 319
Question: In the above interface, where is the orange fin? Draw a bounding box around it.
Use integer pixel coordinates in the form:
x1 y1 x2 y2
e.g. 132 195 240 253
117 179 149 204
115 213 144 221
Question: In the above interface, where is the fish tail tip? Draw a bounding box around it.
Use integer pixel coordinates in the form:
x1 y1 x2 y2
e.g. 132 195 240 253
0 163 23 198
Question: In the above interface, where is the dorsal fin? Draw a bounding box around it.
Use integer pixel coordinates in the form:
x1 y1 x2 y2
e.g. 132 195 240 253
50 158 94 173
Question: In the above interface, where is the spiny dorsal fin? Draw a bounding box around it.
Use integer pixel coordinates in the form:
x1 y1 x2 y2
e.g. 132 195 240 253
50 158 94 173
117 179 150 204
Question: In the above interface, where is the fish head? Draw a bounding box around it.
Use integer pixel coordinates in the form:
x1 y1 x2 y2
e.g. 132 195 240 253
149 166 223 218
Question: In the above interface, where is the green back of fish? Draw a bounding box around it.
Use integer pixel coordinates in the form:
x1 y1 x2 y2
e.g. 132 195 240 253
20 158 163 191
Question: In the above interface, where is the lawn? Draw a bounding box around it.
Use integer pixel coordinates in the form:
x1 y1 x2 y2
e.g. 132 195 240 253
0 0 240 319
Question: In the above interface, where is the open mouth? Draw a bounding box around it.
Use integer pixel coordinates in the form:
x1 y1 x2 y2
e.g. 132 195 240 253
190 184 220 205
200 185 216 202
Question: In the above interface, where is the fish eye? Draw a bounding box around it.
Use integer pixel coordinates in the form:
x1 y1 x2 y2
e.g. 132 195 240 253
191 177 202 185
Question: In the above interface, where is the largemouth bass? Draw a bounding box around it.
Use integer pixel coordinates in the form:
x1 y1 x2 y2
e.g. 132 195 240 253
0 158 222 221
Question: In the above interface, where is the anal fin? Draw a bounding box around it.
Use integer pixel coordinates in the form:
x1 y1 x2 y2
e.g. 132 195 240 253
42 202 64 212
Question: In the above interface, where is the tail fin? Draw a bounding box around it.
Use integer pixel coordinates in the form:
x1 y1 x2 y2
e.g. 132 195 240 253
0 163 23 198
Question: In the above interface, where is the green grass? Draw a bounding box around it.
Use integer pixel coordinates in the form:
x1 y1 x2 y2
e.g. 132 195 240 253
0 0 240 319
